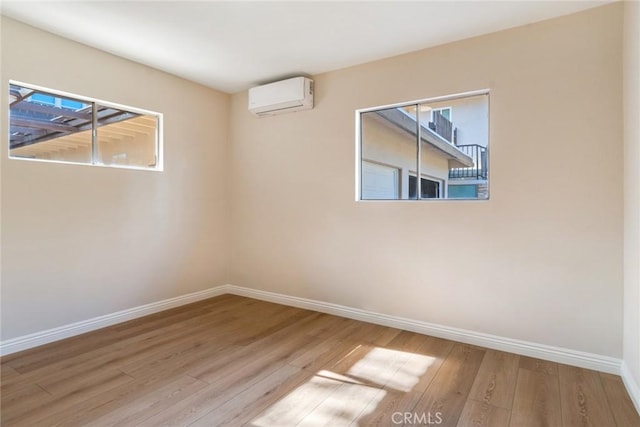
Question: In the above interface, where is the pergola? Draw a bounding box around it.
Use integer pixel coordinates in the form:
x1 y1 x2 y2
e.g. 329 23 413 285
9 84 140 151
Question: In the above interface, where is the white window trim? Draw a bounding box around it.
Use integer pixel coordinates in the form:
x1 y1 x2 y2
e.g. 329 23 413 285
8 80 164 172
356 88 489 114
355 88 490 202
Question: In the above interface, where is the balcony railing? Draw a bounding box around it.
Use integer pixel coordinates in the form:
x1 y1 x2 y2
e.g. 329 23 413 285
428 111 453 143
449 144 488 179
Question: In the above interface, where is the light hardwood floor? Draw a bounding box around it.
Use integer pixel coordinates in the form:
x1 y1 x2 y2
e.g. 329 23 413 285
1 295 638 426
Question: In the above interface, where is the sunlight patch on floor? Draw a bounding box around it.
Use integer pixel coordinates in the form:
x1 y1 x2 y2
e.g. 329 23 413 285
346 347 435 391
249 374 346 427
249 346 436 426
384 352 436 392
297 382 385 426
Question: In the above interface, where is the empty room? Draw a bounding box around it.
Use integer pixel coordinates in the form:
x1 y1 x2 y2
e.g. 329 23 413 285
1 1 639 426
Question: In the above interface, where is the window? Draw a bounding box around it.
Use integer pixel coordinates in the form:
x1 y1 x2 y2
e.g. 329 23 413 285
357 90 489 200
409 175 441 199
431 107 451 121
8 82 162 170
448 184 478 199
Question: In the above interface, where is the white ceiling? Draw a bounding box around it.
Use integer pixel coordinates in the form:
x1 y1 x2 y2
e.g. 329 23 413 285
1 1 612 94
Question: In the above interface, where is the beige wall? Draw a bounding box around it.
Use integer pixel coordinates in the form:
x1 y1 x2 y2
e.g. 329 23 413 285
0 17 230 340
623 0 640 394
229 4 623 357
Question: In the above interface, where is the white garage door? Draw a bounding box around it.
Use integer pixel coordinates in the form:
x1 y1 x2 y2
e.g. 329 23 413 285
361 161 399 199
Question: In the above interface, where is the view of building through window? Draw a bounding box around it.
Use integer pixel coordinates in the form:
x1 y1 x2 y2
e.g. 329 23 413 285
8 82 161 170
358 91 489 200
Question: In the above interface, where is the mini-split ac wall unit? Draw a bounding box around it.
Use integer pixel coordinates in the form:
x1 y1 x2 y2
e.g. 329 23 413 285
248 76 314 116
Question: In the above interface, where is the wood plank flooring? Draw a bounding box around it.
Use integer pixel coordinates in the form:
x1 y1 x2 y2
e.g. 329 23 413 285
1 295 638 426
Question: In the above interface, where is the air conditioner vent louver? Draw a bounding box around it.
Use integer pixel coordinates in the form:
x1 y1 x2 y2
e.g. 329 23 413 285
248 77 314 116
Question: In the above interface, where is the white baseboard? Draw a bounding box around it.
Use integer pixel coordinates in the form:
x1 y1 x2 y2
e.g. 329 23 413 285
0 283 623 378
622 361 640 415
224 284 622 375
0 286 227 356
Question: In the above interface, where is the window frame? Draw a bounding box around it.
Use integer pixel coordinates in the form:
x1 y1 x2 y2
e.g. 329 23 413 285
408 173 444 199
355 89 489 202
8 80 163 171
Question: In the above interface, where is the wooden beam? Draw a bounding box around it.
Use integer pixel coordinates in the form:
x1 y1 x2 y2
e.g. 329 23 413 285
9 89 35 107
9 134 26 142
10 117 77 133
76 111 140 133
9 129 48 146
11 101 91 120
11 131 77 149
10 109 142 150
10 125 49 135
98 112 140 127
9 126 50 149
